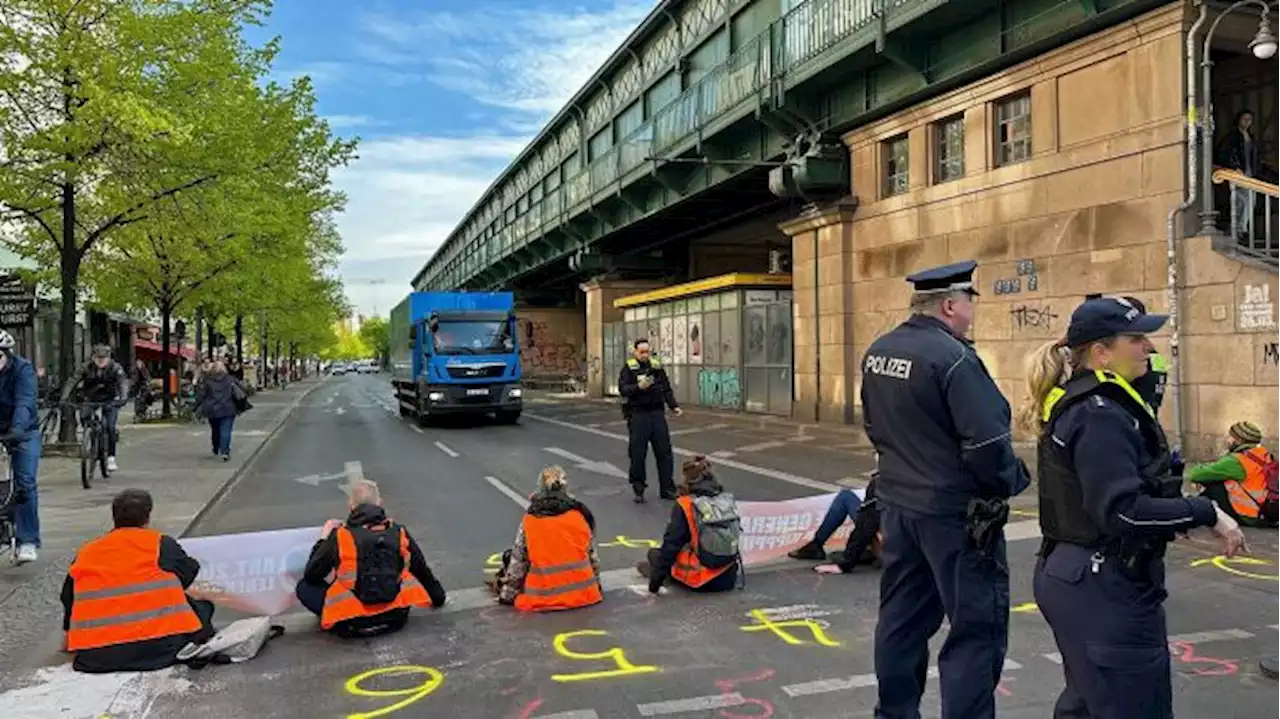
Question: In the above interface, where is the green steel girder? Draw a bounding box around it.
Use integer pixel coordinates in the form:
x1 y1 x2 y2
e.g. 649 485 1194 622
433 0 1161 292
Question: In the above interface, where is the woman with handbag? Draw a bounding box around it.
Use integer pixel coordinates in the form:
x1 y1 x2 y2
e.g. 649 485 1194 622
195 361 250 461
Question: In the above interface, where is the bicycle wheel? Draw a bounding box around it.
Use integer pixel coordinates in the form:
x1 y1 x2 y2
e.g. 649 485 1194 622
80 423 94 489
97 425 111 479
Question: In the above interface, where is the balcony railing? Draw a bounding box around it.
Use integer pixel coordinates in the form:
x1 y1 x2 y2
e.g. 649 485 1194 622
1212 168 1279 268
436 0 928 288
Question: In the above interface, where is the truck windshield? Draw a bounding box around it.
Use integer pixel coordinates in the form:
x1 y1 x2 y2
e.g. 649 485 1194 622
432 321 512 355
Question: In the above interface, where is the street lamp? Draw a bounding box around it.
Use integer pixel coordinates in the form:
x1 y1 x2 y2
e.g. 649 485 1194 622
1198 0 1277 234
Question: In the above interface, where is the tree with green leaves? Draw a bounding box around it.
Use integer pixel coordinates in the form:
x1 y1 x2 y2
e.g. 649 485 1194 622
358 316 389 367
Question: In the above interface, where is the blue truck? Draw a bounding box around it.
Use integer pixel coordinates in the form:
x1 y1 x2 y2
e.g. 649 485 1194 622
389 291 523 424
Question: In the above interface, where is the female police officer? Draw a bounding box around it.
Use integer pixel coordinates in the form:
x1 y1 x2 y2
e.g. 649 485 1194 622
1021 297 1248 718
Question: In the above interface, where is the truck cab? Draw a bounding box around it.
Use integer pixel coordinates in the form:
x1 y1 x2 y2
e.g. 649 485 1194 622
391 292 523 424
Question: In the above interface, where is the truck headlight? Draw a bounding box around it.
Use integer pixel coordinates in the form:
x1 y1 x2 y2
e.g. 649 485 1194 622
428 392 444 401
509 388 522 398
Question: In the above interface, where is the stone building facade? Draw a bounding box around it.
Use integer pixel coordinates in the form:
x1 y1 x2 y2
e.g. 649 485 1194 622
783 3 1277 458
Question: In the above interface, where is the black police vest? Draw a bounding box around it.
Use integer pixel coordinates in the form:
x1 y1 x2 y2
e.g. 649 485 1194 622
1037 370 1178 548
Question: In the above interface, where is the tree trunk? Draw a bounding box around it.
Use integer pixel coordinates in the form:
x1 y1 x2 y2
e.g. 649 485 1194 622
235 314 244 364
194 306 204 365
56 181 80 444
159 303 173 419
288 342 296 381
206 314 216 359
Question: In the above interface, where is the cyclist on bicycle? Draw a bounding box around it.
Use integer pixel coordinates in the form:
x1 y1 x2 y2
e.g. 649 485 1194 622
66 345 129 473
0 329 42 564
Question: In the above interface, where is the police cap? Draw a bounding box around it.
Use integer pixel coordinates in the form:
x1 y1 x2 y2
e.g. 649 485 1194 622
905 260 980 296
1066 297 1167 348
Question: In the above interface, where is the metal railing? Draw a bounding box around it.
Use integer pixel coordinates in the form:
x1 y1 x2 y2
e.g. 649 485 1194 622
1212 168 1279 267
437 0 928 288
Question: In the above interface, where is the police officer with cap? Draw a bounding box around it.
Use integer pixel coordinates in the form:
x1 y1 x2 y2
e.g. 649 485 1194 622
862 260 1029 719
618 339 682 503
1084 293 1168 411
1025 296 1247 717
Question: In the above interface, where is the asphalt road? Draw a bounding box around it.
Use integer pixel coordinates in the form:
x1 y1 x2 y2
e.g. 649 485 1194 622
1 373 1276 718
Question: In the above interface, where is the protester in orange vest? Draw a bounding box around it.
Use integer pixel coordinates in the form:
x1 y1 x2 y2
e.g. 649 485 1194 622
637 456 740 594
1187 421 1278 527
60 489 215 673
488 466 603 611
294 479 446 638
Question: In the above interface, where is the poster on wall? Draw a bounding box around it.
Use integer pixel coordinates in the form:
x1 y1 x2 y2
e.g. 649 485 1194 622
688 314 703 364
659 317 673 360
673 315 688 364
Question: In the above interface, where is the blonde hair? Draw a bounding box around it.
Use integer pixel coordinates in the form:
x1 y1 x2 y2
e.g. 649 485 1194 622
538 466 567 492
347 478 381 507
1018 337 1116 432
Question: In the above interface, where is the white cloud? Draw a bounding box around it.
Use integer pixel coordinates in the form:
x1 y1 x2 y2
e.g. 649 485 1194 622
324 114 382 129
333 1 653 316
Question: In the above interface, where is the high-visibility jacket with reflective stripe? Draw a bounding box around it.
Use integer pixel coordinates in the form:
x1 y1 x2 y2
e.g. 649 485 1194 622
1228 446 1275 519
67 528 202 651
672 496 733 588
514 510 602 612
321 525 432 629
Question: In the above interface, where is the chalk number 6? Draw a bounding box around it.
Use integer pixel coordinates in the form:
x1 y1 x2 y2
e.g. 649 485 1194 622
344 665 444 719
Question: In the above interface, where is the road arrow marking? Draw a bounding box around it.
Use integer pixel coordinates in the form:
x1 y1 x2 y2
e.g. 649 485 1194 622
291 460 364 491
543 447 628 479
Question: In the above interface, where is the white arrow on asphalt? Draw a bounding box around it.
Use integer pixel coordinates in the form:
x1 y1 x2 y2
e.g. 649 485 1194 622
335 406 346 416
292 460 364 489
542 447 628 479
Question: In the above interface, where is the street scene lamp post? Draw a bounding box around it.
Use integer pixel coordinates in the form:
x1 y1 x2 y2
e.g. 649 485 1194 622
1198 0 1278 234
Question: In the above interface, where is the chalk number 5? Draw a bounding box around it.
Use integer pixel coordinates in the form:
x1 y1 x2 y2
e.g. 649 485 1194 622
552 629 661 683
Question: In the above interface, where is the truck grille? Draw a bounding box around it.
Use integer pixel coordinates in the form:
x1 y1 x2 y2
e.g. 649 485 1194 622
446 365 505 379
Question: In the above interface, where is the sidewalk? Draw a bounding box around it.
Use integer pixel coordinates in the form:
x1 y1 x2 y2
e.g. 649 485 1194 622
0 377 325 672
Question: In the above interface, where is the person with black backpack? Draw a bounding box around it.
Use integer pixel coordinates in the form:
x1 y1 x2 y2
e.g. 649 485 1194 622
294 479 446 638
637 456 741 594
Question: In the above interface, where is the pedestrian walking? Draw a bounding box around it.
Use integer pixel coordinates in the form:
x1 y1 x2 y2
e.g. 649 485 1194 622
860 260 1029 719
1023 296 1247 718
618 339 682 503
195 361 249 461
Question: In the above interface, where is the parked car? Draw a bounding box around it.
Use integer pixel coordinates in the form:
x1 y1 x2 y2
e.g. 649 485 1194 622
357 361 379 374
331 363 349 376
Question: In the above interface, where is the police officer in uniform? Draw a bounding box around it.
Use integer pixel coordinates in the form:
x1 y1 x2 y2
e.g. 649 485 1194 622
1027 297 1247 718
1084 294 1168 411
863 260 1029 719
618 339 682 503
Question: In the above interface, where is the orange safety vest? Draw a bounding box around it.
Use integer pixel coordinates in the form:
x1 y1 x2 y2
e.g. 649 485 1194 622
1228 446 1275 519
671 496 734 588
514 510 602 612
321 525 433 629
66 528 203 652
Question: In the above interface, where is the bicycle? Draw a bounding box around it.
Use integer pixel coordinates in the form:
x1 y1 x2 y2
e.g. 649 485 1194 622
69 401 115 489
0 442 21 565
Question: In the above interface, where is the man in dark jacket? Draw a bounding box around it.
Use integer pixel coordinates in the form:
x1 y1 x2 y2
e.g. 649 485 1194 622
68 345 129 472
618 339 682 503
60 489 215 673
0 329 42 564
295 479 446 637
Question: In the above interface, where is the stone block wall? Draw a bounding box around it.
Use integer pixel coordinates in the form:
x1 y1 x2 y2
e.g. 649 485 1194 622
516 308 587 380
785 3 1275 458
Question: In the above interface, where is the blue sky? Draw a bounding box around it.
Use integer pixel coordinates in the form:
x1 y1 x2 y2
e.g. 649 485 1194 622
251 0 653 317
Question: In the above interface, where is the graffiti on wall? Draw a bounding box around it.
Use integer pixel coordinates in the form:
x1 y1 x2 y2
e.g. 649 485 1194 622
1009 305 1058 332
993 259 1039 295
1239 284 1276 331
519 315 584 377
698 367 741 409
1263 342 1279 366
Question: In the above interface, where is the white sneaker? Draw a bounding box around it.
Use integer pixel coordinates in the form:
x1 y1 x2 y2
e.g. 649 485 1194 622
106 456 118 472
16 544 37 564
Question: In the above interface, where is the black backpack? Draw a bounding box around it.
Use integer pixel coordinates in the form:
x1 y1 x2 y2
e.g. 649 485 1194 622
349 524 405 605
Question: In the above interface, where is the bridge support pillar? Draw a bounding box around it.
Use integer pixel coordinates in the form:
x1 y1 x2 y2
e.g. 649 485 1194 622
580 278 663 397
778 200 860 425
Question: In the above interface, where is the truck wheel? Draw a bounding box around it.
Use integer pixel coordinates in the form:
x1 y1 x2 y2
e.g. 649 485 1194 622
494 410 521 425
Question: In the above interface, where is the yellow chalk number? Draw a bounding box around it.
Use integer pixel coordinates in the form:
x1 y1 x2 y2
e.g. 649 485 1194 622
551 629 661 682
345 665 444 719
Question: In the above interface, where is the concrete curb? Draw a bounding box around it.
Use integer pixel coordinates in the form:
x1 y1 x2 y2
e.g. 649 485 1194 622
180 379 327 538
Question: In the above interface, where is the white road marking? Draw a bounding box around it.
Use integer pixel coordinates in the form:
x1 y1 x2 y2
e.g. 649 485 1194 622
485 475 530 509
1167 628 1254 643
535 711 600 719
710 450 736 458
670 423 728 436
543 447 629 479
434 441 459 458
782 660 1022 698
1043 652 1063 664
637 692 746 716
732 440 787 453
544 446 591 464
0 664 192 717
343 461 364 486
410 424 424 434
788 435 815 443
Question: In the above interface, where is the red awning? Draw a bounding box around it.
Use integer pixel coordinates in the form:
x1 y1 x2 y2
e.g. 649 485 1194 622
135 338 195 360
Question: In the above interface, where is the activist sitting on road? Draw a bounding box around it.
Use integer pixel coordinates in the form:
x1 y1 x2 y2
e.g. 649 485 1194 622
60 489 216 673
637 455 741 594
294 479 446 638
1187 421 1278 528
787 472 883 574
487 465 603 611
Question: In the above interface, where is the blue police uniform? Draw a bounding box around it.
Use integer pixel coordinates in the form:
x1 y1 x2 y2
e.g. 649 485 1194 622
1034 299 1220 718
862 261 1029 719
1083 294 1168 410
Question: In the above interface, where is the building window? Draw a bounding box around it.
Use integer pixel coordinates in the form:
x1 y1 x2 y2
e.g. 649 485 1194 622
883 134 909 197
933 115 965 183
994 92 1032 166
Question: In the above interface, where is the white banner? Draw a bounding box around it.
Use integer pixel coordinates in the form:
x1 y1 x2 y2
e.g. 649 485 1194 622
180 489 866 615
